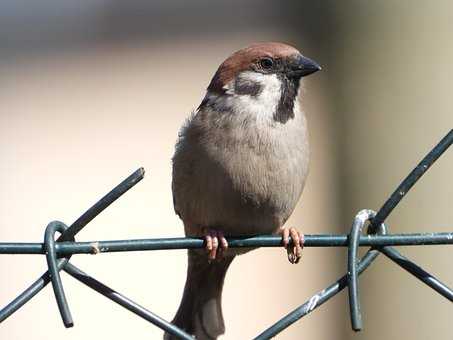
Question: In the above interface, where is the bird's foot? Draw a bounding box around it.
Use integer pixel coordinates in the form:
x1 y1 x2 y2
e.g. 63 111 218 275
279 226 304 264
202 228 229 261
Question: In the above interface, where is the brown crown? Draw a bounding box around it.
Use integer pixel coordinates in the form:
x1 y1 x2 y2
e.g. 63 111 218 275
207 42 300 93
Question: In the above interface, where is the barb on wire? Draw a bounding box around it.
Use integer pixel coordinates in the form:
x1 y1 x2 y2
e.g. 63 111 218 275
0 130 451 339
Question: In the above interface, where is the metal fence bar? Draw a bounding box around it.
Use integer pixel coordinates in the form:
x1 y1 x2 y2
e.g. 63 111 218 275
1 232 453 256
59 168 145 242
370 129 453 230
0 258 68 322
254 248 383 339
63 262 194 340
379 246 453 301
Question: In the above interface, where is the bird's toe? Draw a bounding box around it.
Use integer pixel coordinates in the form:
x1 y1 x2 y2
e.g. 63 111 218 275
203 229 229 261
279 226 304 264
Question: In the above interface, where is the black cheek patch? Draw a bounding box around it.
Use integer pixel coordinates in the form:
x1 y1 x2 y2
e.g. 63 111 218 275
274 75 299 124
234 78 263 97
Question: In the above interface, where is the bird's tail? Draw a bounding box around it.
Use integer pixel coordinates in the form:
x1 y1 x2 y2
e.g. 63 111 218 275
164 249 235 340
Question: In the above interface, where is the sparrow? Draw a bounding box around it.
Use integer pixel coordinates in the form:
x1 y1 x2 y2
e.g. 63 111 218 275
166 42 321 340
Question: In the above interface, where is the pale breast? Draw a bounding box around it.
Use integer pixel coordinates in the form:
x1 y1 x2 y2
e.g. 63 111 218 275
172 104 309 236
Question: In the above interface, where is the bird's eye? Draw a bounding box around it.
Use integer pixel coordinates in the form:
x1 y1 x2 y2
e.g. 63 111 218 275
260 57 274 70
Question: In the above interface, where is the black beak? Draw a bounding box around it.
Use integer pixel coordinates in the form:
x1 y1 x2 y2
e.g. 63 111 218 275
288 54 322 78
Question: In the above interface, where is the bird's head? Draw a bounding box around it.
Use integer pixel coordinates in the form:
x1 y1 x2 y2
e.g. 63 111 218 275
200 42 321 123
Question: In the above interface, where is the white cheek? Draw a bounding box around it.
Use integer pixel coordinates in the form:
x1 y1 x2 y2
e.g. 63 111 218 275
224 71 282 120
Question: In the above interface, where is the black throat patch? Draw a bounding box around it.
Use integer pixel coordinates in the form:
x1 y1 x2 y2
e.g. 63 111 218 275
274 75 300 124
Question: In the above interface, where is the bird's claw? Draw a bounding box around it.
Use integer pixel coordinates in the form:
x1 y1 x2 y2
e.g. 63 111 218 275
203 228 228 261
280 226 304 264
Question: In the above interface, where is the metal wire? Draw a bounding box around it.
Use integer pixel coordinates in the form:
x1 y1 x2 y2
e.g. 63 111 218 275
1 233 453 256
0 129 451 339
379 246 453 301
254 249 380 340
63 263 194 340
370 129 453 230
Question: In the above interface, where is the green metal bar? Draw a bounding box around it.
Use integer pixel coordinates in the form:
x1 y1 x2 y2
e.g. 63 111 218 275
64 263 194 340
370 129 453 230
59 167 145 242
0 232 452 255
0 258 68 323
254 248 381 340
380 246 453 301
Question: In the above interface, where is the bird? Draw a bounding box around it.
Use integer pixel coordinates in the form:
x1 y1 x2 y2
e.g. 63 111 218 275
166 42 321 340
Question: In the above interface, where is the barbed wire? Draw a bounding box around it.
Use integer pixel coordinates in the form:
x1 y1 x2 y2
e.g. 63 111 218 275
0 129 452 339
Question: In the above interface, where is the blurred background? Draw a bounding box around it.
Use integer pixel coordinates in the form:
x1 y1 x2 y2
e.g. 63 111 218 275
0 1 452 339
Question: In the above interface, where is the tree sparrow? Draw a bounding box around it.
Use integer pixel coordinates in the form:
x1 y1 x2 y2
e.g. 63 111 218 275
166 42 321 339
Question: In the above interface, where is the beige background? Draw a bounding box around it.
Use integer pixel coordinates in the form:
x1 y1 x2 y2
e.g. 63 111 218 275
0 1 452 340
